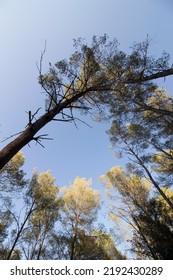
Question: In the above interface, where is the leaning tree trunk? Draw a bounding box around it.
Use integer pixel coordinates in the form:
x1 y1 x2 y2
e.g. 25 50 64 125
0 68 173 171
0 88 93 170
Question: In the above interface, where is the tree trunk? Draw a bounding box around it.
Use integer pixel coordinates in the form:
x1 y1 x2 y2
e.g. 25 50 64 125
70 233 77 260
7 203 35 260
0 88 93 170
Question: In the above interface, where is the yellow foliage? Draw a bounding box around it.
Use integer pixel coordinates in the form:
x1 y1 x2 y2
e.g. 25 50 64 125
34 170 58 199
4 151 25 173
11 151 25 167
100 166 125 189
144 87 172 117
152 150 173 173
62 177 100 214
37 170 56 189
100 166 151 204
31 170 60 226
156 187 173 219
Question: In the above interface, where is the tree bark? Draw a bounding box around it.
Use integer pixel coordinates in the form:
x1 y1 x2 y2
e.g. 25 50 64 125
70 232 77 260
127 68 173 83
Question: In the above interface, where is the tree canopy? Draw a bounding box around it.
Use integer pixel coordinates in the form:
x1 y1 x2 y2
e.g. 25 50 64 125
0 35 173 171
100 166 173 259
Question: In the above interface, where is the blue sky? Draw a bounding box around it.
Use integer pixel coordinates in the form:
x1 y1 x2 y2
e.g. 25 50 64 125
0 0 173 249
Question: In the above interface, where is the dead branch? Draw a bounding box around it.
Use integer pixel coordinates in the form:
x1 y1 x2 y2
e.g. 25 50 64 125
1 131 24 143
25 108 42 127
33 134 53 148
36 40 47 75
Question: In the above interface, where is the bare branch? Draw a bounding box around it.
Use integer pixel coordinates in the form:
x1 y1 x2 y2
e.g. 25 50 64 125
33 134 53 148
25 108 42 127
36 40 47 75
52 118 73 122
1 131 24 143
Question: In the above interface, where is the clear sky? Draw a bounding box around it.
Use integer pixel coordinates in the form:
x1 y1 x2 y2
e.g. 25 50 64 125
0 0 173 250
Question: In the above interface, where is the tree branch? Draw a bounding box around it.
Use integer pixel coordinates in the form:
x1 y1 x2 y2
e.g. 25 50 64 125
127 68 173 83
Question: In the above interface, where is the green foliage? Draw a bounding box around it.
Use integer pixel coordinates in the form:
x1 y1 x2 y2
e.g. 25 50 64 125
73 230 126 260
151 150 173 186
0 152 27 191
132 192 173 259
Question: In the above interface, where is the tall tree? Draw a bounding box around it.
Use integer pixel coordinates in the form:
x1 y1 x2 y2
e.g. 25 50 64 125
46 177 125 260
100 166 173 259
0 36 173 170
131 189 173 259
107 86 173 209
0 161 62 260
0 152 27 259
13 171 61 260
59 177 100 260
